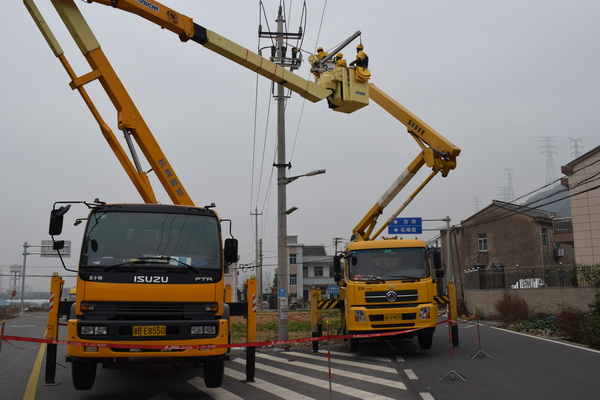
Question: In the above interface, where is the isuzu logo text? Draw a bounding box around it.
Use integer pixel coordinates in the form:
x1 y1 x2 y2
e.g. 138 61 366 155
134 276 169 283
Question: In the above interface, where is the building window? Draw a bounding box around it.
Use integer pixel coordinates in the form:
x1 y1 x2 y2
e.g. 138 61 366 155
314 266 323 277
290 274 297 286
477 233 488 252
541 228 548 247
289 254 297 264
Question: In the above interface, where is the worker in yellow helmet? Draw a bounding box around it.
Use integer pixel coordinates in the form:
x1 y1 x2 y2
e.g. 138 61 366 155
316 46 329 61
335 52 347 68
349 43 369 69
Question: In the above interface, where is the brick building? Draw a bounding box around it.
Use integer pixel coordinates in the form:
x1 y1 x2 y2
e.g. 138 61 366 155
441 200 576 291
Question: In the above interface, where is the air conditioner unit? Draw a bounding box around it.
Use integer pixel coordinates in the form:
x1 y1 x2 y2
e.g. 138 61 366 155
554 248 564 258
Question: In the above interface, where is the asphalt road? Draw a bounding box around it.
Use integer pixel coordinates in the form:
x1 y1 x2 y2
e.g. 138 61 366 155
1 313 599 399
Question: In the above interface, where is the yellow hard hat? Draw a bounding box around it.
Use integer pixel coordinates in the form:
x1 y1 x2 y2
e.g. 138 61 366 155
336 53 343 58
317 46 324 52
356 43 364 50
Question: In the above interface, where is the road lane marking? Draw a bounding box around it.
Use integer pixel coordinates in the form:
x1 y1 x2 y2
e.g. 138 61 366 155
224 367 316 399
23 343 45 400
420 393 435 399
280 351 397 373
327 350 392 362
257 353 406 390
491 326 600 354
404 369 418 380
232 358 392 399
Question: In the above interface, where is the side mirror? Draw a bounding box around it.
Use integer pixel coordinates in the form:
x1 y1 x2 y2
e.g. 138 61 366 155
432 251 442 270
333 255 342 274
224 238 238 264
49 205 71 236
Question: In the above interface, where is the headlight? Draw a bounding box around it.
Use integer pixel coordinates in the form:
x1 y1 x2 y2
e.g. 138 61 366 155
354 310 367 323
204 326 217 335
191 325 217 335
94 326 108 335
419 307 431 320
81 325 108 335
191 326 204 335
81 326 94 335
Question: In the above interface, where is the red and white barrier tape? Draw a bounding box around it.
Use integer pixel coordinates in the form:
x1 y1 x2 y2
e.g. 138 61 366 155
1 318 451 351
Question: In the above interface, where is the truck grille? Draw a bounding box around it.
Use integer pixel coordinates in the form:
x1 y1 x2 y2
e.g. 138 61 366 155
364 290 418 303
82 302 217 320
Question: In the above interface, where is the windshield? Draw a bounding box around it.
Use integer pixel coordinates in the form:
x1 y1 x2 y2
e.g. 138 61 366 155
80 211 221 269
348 247 429 281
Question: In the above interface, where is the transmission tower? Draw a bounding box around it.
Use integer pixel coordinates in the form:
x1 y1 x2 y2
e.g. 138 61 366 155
472 195 481 212
504 167 515 201
497 186 509 202
569 137 583 159
540 136 558 186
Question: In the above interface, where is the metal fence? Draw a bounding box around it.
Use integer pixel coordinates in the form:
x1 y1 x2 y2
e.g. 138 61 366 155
464 264 600 290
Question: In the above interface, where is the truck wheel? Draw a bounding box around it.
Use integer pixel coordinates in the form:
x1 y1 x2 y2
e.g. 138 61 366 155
203 358 224 388
71 360 97 390
418 332 433 350
349 338 359 352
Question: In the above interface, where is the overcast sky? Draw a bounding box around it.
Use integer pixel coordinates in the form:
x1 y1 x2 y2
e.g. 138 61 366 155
1 0 599 292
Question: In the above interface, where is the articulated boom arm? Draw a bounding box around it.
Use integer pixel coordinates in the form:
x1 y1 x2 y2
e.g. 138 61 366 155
26 0 461 234
352 84 461 242
25 0 193 205
86 0 331 103
24 0 331 206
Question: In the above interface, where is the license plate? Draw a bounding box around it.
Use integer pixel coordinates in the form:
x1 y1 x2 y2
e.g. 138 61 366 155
133 325 166 336
383 314 403 321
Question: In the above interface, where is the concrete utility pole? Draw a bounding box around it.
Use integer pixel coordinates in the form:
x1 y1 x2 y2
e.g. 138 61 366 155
274 7 290 343
261 5 323 345
251 208 263 310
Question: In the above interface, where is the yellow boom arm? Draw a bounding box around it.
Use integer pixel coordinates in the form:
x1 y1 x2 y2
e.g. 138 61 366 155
84 0 331 103
26 0 461 234
352 84 461 241
25 0 192 205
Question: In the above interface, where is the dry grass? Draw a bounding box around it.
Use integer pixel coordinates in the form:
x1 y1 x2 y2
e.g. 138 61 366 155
230 310 342 346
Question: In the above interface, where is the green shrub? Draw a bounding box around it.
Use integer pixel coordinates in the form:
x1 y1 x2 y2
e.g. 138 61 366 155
580 313 600 349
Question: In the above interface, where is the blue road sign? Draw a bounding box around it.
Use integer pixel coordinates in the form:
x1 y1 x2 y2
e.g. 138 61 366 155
388 217 422 234
278 288 286 298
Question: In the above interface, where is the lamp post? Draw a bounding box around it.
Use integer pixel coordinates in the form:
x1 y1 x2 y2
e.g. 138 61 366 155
276 169 326 344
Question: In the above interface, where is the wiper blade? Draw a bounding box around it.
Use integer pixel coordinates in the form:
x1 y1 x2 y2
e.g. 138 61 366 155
388 275 421 281
102 256 199 272
156 256 200 273
364 275 386 283
102 259 146 271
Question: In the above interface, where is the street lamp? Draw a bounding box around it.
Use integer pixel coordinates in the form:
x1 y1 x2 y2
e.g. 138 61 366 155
283 169 326 185
277 168 326 344
285 206 298 215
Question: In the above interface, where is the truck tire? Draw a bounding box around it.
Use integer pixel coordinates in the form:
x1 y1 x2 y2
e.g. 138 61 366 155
203 358 224 388
418 332 433 350
349 338 359 352
71 360 97 390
